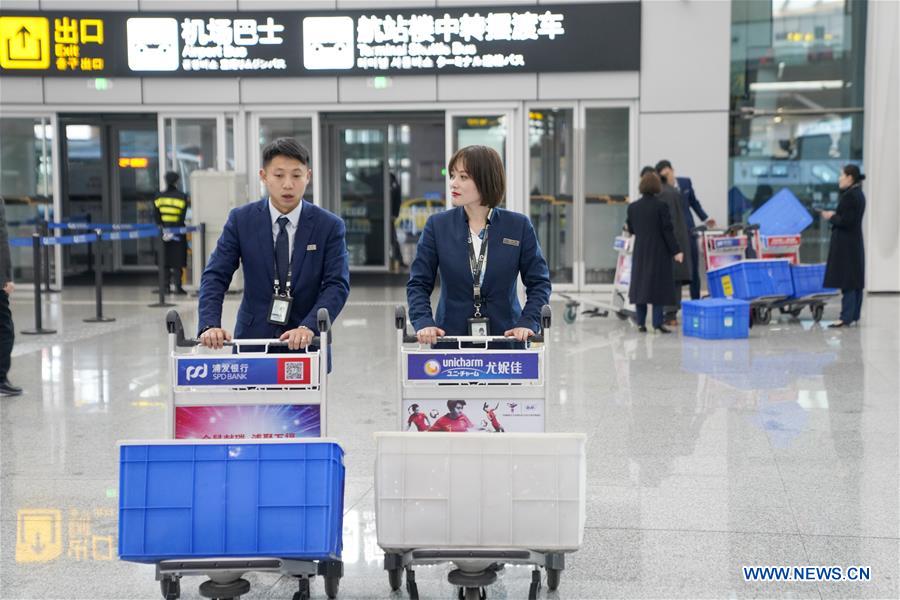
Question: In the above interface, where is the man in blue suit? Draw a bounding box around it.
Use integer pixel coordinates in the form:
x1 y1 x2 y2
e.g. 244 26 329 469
407 145 551 344
656 160 716 300
198 138 349 351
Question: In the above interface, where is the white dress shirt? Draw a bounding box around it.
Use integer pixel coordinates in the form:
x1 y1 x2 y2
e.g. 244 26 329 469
268 199 302 259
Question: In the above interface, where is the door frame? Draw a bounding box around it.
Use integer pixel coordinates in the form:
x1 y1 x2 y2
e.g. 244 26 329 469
578 99 639 292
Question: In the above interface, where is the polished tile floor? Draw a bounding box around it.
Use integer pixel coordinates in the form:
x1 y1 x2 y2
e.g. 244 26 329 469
1 285 897 599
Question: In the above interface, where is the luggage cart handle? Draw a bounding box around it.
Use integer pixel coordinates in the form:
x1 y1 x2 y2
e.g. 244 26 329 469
402 333 544 344
397 305 551 343
166 310 327 348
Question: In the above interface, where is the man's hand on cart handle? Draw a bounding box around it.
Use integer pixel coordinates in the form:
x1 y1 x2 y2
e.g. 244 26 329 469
280 326 315 350
416 326 446 345
705 218 718 228
819 209 835 220
199 327 232 349
504 327 535 342
674 252 684 263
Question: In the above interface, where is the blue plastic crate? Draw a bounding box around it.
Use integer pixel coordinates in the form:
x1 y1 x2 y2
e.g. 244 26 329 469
682 299 750 339
119 441 344 563
707 260 794 300
790 263 838 298
748 188 813 235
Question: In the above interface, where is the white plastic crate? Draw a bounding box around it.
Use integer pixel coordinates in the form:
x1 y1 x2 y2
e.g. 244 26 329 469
375 432 586 553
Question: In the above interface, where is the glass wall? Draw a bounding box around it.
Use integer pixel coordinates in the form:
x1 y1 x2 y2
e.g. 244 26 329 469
730 0 867 262
0 117 54 282
528 108 574 284
584 107 630 284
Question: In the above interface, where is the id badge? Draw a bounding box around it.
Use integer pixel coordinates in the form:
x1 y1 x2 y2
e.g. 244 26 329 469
467 317 490 337
267 294 293 326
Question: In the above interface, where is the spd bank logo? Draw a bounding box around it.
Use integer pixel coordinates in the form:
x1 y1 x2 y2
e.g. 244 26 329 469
185 364 208 382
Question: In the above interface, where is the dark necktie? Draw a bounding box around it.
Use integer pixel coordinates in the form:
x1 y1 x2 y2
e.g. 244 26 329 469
275 216 290 292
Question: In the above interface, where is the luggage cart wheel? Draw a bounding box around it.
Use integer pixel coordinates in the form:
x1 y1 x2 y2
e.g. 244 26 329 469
292 577 310 600
812 304 825 322
546 567 562 591
528 569 542 600
459 587 485 600
198 578 250 600
159 575 181 600
387 567 403 591
615 310 629 321
753 306 771 325
324 575 340 599
564 304 578 324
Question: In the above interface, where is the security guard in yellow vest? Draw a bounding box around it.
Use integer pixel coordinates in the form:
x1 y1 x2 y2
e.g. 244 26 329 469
154 171 189 294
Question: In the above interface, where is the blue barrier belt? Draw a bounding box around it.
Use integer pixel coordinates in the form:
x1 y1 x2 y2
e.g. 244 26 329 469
9 225 199 247
49 222 159 231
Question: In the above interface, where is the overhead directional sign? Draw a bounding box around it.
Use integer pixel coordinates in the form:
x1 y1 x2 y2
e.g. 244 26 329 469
0 3 641 77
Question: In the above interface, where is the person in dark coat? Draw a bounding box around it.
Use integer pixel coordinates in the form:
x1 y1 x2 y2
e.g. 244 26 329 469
651 166 692 324
626 171 684 333
820 164 866 328
656 160 716 300
153 171 189 294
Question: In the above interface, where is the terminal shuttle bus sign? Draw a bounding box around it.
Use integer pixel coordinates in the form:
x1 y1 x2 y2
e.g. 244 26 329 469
0 3 640 77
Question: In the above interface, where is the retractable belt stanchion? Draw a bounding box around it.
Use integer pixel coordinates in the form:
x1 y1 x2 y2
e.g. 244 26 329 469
21 233 56 335
39 219 60 294
149 228 175 308
84 230 115 323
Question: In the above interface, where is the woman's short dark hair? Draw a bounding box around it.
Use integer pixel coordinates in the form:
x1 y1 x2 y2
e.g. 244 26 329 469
448 145 505 208
842 164 865 184
262 137 310 168
639 171 662 196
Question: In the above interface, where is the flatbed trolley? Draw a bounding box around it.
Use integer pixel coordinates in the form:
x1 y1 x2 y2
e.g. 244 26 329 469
127 310 343 600
380 306 586 600
561 234 635 324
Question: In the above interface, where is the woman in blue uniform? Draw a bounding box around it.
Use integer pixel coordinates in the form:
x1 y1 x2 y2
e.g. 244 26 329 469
407 145 551 345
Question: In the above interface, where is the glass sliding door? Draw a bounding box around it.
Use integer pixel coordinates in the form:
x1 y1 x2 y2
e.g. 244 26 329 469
583 106 631 286
113 124 159 268
337 126 388 269
527 107 574 285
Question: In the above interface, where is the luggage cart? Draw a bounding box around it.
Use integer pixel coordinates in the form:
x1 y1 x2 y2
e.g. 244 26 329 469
561 234 635 324
126 310 343 600
380 306 586 600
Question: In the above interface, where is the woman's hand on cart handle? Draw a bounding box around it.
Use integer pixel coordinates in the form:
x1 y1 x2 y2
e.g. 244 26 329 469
504 327 535 342
674 252 684 263
416 326 445 345
280 326 315 350
705 217 718 228
199 327 232 349
819 209 835 220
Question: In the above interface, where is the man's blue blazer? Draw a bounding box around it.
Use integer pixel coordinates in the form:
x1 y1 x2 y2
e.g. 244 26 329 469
407 207 551 336
198 199 350 339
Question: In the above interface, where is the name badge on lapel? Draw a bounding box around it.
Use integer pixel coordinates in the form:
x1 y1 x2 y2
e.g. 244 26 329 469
502 238 520 247
306 244 317 251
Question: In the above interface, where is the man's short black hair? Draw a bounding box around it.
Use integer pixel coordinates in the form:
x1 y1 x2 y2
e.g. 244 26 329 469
640 165 655 178
262 137 310 168
447 399 466 410
164 171 180 187
655 159 673 172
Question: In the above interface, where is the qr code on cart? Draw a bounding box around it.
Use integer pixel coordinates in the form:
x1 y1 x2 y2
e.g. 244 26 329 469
284 361 305 382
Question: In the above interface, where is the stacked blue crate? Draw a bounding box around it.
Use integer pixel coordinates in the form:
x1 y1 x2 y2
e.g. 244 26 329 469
119 441 345 563
707 259 794 300
790 263 838 298
682 299 750 339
